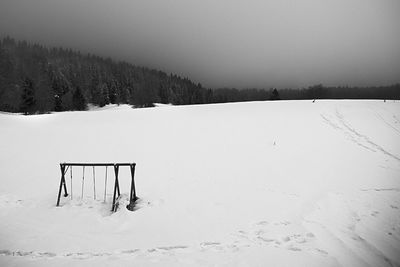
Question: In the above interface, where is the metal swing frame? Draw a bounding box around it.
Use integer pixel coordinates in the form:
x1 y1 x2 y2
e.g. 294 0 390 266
56 163 137 212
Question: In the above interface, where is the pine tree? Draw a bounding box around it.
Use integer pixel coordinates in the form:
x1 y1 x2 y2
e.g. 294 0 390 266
72 86 86 110
98 83 110 107
270 88 280 100
108 84 118 104
20 77 36 115
54 94 63 111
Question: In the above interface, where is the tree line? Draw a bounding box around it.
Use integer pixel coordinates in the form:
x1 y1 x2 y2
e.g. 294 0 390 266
0 36 213 113
0 36 399 114
212 84 399 104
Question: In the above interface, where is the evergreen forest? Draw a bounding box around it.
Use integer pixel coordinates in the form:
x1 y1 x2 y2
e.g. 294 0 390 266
0 37 399 114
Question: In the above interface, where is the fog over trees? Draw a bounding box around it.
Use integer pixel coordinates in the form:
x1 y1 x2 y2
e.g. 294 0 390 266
0 37 399 114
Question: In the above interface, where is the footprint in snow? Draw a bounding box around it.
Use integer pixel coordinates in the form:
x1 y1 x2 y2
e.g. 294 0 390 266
274 221 291 226
314 248 329 256
200 242 224 251
157 246 188 251
288 246 302 251
201 242 220 246
371 211 379 217
257 236 275 243
235 220 317 254
38 252 57 258
120 249 140 254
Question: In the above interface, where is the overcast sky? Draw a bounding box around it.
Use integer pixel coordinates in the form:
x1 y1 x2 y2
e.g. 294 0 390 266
0 0 399 89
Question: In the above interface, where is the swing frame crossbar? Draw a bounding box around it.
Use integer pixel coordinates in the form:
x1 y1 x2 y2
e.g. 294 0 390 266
56 162 137 212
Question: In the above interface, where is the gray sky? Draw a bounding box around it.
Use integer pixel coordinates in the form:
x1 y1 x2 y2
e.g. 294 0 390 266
0 0 399 89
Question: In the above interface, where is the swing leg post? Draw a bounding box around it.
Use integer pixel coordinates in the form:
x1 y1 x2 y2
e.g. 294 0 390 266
111 165 120 212
57 164 68 206
63 173 68 197
70 166 73 200
116 173 120 197
127 163 137 211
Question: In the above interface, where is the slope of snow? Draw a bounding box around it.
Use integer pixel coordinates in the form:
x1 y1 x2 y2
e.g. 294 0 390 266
0 100 399 266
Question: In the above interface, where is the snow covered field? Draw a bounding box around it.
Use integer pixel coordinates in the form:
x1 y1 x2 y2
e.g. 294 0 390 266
0 100 399 266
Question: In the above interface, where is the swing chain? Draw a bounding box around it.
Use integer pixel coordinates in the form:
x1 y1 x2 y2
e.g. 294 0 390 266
104 166 108 203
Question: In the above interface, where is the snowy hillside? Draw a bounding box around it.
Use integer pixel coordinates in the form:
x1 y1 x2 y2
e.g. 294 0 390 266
0 100 399 266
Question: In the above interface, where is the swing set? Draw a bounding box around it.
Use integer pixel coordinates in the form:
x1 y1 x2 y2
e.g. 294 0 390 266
56 163 137 212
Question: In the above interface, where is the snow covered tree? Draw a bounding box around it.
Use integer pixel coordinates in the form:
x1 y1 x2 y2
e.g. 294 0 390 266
54 94 63 111
99 83 110 107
